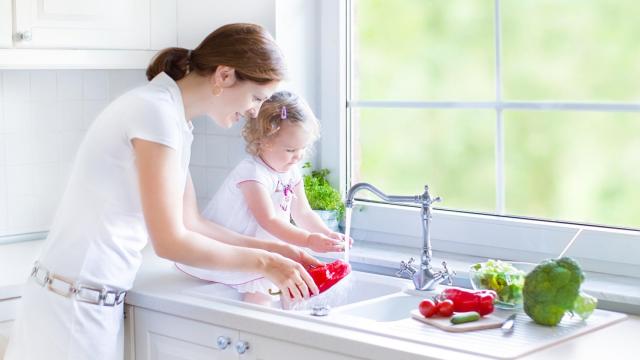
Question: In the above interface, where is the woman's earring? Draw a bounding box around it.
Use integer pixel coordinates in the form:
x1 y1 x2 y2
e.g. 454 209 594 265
212 85 223 96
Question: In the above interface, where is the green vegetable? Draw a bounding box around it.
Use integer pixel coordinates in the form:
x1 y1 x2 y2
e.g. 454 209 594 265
450 311 481 324
470 260 526 306
523 257 585 326
573 291 598 320
302 162 345 221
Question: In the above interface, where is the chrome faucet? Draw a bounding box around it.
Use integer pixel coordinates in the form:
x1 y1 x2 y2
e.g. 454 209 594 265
345 183 455 291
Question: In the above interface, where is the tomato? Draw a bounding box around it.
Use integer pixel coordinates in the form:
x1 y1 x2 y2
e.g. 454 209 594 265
436 299 454 317
418 299 437 318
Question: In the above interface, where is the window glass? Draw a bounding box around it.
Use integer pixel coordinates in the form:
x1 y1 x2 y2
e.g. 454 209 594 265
353 0 494 100
351 0 640 230
505 111 640 228
353 108 496 212
502 0 640 101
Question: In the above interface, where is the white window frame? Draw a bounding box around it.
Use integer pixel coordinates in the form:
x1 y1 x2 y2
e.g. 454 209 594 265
318 0 640 278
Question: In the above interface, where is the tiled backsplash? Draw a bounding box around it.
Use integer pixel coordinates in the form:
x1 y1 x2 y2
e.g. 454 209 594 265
0 70 239 237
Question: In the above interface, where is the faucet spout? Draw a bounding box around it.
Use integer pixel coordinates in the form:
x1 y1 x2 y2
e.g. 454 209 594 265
345 183 451 291
345 183 418 209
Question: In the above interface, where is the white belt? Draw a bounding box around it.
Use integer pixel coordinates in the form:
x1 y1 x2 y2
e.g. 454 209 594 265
30 261 126 307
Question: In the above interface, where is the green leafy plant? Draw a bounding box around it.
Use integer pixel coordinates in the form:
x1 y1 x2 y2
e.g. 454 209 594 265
302 162 345 222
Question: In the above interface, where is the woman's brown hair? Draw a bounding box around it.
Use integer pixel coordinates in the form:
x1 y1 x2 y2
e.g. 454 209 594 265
146 23 286 83
243 91 320 156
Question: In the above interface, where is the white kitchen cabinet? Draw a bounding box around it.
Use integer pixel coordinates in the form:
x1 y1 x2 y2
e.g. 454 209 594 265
0 297 20 357
240 332 362 360
0 0 176 69
124 305 135 360
13 0 148 49
0 0 11 47
133 307 362 360
134 307 239 360
12 0 176 50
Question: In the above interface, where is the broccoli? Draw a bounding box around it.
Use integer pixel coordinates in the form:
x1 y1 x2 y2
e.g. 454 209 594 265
522 257 586 326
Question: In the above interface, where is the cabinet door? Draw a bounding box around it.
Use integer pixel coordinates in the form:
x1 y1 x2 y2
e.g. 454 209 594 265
13 0 150 49
0 0 11 47
240 332 362 360
0 297 20 356
134 307 238 360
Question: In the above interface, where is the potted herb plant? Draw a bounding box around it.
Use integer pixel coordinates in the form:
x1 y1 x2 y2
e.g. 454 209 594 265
302 162 345 232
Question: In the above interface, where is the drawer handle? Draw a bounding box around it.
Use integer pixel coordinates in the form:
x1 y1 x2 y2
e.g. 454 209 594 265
235 340 250 354
16 31 32 42
216 336 231 350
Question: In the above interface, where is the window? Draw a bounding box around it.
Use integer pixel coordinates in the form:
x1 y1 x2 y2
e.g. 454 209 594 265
349 0 640 229
313 0 640 277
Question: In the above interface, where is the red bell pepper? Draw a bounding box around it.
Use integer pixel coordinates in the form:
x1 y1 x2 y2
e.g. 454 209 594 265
439 287 496 315
307 259 352 295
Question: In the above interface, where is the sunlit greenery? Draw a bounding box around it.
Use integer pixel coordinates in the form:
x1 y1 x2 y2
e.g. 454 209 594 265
502 0 640 101
355 0 494 100
355 108 495 212
505 111 640 227
353 0 640 228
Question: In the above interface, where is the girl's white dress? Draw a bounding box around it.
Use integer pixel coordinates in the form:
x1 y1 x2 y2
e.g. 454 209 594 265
176 156 301 293
5 72 193 360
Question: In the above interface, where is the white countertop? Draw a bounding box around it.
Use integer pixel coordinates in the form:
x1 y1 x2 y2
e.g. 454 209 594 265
1 240 638 359
0 240 43 300
128 246 638 360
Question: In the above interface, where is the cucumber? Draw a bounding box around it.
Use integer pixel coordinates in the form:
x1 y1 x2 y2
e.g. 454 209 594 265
450 311 481 324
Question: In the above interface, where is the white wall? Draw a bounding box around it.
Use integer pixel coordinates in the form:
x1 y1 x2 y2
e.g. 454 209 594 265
0 70 148 237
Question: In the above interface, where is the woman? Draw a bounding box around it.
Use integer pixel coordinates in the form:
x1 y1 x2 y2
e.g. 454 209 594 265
5 23 320 360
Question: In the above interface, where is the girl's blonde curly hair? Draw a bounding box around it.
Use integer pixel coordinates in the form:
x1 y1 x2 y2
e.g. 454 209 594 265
243 91 320 156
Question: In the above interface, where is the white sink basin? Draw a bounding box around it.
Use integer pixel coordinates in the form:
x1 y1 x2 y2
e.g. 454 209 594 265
333 292 428 322
287 271 409 310
184 270 409 311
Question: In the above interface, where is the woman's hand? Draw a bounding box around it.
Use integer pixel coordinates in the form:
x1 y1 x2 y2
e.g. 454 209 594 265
271 242 323 268
262 253 319 301
306 233 345 253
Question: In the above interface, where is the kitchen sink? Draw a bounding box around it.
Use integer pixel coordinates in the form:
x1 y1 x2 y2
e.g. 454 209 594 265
183 270 410 311
284 270 410 311
331 292 426 322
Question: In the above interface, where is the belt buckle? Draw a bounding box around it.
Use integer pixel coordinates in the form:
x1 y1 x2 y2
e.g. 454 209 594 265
75 284 103 305
102 290 119 307
32 265 50 287
101 290 126 307
116 291 126 305
47 274 75 297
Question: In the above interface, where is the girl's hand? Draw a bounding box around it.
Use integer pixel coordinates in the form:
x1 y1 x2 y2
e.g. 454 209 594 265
328 232 353 249
263 253 319 301
306 233 344 253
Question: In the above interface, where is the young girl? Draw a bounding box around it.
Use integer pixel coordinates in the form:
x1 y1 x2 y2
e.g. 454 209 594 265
177 91 349 303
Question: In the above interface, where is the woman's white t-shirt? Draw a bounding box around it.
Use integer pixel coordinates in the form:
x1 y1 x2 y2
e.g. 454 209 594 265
39 72 194 290
5 72 193 360
176 156 301 289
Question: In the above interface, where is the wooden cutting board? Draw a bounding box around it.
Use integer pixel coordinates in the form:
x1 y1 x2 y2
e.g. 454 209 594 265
410 309 504 332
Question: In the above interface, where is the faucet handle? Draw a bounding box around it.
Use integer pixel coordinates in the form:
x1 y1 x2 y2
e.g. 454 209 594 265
440 261 455 285
396 257 417 278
